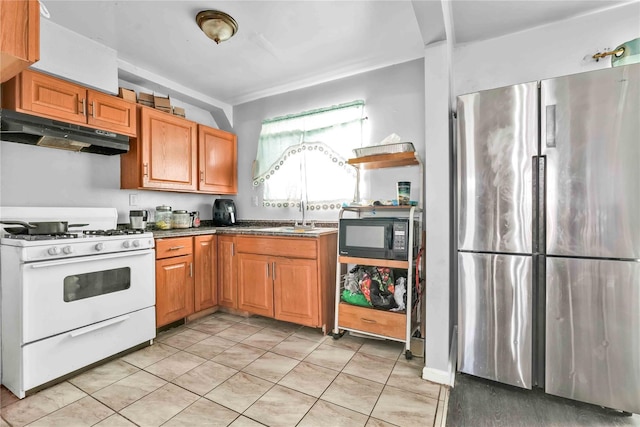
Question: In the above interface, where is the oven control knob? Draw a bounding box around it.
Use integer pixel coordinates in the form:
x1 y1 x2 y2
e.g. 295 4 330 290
123 241 131 248
48 246 61 255
95 243 104 251
62 246 73 254
132 240 140 247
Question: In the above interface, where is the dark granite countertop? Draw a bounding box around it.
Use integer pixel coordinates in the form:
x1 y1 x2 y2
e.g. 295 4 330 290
148 220 337 239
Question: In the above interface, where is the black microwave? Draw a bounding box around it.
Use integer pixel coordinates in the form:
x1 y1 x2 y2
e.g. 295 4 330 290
339 218 418 261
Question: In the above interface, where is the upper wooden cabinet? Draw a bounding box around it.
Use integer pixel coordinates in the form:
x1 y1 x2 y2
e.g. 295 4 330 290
0 0 39 83
121 106 198 192
2 70 137 136
198 125 237 194
121 107 238 195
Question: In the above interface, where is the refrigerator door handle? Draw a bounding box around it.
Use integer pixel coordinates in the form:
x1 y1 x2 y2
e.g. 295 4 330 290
538 156 546 254
532 156 539 253
545 105 556 148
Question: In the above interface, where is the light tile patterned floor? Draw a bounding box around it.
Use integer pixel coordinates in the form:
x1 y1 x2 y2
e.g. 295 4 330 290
0 312 449 426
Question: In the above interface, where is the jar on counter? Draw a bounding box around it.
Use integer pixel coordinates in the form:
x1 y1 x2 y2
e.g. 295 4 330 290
155 205 173 230
190 211 200 228
172 210 191 229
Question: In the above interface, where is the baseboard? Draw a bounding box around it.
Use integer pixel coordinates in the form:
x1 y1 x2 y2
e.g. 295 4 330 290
422 325 458 387
422 366 451 385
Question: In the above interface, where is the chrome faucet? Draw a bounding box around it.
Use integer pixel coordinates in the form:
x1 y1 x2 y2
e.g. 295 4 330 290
295 200 314 230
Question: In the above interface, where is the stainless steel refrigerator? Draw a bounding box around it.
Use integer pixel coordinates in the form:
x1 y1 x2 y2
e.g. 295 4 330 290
456 63 640 414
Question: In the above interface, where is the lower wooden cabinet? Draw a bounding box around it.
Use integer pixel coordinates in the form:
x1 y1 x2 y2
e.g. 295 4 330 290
273 257 318 326
155 235 218 328
155 237 194 327
194 235 218 311
234 233 337 331
237 253 274 317
155 232 336 332
217 235 237 309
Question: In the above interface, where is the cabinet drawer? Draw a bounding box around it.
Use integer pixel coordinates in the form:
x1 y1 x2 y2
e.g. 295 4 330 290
155 237 193 259
338 303 405 340
236 236 317 259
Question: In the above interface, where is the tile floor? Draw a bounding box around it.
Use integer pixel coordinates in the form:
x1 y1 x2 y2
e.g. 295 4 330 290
0 312 449 427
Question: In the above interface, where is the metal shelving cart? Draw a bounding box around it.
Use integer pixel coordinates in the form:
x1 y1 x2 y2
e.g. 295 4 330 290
332 151 424 359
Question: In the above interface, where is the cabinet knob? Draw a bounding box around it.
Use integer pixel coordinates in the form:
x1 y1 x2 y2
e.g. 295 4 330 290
143 163 149 177
200 171 204 182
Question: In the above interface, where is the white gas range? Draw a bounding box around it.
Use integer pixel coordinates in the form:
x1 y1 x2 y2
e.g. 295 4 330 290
0 207 156 398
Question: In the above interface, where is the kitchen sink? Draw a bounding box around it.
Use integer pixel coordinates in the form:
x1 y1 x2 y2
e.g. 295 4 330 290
257 226 329 234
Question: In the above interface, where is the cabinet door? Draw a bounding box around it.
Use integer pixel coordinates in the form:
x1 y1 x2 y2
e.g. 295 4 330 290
237 253 274 317
198 125 238 194
140 107 198 191
194 235 217 311
87 90 137 137
217 235 237 308
18 70 86 124
156 255 194 327
0 0 39 83
273 257 319 327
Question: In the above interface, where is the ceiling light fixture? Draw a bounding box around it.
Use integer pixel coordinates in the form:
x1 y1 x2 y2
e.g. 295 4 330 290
196 10 238 44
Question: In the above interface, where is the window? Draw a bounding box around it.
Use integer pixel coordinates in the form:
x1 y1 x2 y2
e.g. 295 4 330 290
252 100 365 210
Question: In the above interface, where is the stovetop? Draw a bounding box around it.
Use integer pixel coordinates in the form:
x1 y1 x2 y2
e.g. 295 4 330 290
2 229 147 241
0 208 154 261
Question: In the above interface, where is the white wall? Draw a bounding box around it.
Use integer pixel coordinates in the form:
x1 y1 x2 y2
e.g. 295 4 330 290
454 2 640 95
426 1 640 383
422 42 453 383
233 59 425 222
33 19 118 93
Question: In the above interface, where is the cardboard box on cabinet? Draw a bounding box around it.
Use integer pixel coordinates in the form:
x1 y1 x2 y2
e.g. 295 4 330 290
137 92 154 107
153 95 171 113
172 106 185 118
118 87 136 102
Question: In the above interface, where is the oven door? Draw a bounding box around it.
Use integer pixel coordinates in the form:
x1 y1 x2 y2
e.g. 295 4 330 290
21 249 155 343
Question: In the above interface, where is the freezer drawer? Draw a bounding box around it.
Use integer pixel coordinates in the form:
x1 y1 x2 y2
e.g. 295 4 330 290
546 257 640 413
458 252 532 388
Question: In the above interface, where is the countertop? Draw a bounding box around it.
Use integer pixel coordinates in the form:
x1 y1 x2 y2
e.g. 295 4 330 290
151 224 337 239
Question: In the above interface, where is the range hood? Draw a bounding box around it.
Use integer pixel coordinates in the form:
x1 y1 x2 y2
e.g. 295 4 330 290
0 109 129 155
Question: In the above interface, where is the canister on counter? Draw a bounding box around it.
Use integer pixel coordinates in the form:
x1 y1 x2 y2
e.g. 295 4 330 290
155 205 172 230
172 210 191 229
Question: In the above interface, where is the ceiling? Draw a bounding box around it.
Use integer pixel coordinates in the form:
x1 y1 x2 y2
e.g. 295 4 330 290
42 0 632 106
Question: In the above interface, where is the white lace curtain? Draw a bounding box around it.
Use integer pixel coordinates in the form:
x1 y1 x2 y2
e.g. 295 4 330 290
252 100 364 210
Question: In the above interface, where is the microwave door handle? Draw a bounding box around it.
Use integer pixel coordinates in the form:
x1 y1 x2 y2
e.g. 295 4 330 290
386 226 393 250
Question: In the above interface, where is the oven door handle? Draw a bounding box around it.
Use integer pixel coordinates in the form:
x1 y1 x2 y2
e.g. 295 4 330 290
69 314 130 338
29 250 153 269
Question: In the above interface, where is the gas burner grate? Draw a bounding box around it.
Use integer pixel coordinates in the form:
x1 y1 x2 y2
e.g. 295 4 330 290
2 233 80 241
83 229 145 236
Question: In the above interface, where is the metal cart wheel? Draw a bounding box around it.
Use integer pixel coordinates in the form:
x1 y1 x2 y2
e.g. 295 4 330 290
332 331 345 340
405 349 413 360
